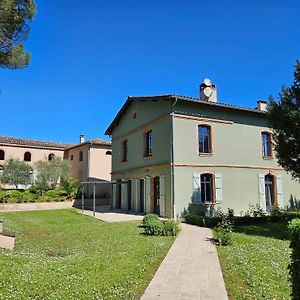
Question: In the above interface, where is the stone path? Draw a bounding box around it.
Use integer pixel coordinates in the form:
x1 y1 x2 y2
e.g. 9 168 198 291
141 223 228 300
0 234 15 251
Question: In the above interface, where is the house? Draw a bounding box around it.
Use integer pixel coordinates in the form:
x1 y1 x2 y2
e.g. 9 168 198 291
105 80 300 218
0 135 111 192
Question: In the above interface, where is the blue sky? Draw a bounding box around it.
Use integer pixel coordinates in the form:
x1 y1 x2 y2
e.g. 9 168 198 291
1 0 299 144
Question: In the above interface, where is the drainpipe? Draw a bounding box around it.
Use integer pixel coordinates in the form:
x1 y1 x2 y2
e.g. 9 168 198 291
170 97 177 219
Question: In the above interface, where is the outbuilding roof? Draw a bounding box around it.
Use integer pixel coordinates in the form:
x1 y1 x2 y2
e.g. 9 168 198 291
66 138 111 150
105 94 266 135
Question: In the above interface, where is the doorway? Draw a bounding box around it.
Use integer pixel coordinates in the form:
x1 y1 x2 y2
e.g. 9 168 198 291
153 177 160 215
140 179 144 213
265 174 275 211
127 180 131 211
116 180 121 209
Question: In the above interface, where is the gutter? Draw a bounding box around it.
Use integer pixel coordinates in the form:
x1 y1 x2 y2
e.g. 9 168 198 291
170 97 178 219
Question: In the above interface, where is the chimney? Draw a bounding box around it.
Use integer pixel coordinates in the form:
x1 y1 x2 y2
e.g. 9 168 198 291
200 78 217 102
257 100 268 112
79 134 85 144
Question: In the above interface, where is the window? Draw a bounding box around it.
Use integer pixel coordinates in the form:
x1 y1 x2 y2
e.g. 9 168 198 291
70 155 74 161
48 153 55 161
122 140 128 162
0 150 4 160
24 152 31 162
144 130 152 157
265 174 276 209
200 174 214 203
106 151 112 155
79 151 83 162
262 132 272 158
198 125 212 154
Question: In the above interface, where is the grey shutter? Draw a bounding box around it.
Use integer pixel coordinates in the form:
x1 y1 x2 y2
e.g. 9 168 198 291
192 173 201 204
215 173 223 203
276 174 283 208
121 179 128 210
145 176 151 213
132 178 138 212
159 175 166 217
258 174 266 211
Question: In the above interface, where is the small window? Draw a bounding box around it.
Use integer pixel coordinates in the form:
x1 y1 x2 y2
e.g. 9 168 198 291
106 151 112 155
262 132 272 158
0 150 4 160
79 151 83 162
200 173 214 203
122 140 128 162
24 152 31 162
198 125 212 154
144 130 152 157
70 154 74 161
48 153 55 161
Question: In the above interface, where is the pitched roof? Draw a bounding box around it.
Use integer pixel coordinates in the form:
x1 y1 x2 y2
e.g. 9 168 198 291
0 136 73 150
66 138 111 150
105 94 266 135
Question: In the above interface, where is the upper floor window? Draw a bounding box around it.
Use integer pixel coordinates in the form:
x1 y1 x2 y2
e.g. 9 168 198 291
106 151 112 155
144 130 152 157
200 173 214 203
198 125 212 154
79 151 83 162
48 153 55 161
0 150 4 160
122 140 128 162
24 152 31 162
262 132 272 158
70 154 74 161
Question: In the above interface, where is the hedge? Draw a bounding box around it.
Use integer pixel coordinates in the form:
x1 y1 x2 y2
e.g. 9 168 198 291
184 212 300 228
288 218 300 300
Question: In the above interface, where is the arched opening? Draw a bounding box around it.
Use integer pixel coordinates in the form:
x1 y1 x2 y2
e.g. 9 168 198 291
79 151 83 162
0 150 5 160
105 151 112 155
48 153 55 161
24 152 31 162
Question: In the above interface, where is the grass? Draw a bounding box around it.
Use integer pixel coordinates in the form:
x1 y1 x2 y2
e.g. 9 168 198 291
0 209 174 299
216 222 291 300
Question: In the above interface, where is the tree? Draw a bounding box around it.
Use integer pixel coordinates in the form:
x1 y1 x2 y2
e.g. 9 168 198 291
267 60 300 180
0 0 36 69
0 158 32 189
61 177 79 200
35 157 70 190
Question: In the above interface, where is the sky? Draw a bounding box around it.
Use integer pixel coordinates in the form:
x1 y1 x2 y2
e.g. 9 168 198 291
1 0 300 144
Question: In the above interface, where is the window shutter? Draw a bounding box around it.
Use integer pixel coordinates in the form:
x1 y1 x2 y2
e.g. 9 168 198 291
136 179 140 212
215 173 223 203
121 179 127 210
145 176 151 213
159 175 166 217
258 174 266 211
276 175 283 208
192 173 201 204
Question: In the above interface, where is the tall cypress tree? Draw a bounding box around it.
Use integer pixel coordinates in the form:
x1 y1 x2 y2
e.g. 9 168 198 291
0 0 36 69
268 60 300 180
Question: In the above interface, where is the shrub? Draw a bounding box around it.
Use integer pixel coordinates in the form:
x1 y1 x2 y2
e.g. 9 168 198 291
21 190 36 203
60 177 79 199
214 217 233 246
142 214 180 236
288 218 300 300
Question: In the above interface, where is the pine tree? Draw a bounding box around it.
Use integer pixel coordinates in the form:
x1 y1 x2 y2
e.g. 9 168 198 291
0 0 36 69
268 60 300 180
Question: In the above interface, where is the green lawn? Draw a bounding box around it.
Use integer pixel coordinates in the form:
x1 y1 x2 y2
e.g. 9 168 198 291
0 209 174 299
216 222 291 300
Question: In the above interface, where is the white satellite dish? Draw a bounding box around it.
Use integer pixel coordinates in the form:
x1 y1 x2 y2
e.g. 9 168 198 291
203 87 213 97
204 78 212 86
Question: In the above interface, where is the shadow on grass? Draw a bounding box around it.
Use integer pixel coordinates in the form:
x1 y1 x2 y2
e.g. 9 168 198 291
234 222 289 241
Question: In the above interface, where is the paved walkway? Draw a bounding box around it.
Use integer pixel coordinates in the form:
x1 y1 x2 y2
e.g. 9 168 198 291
141 223 228 300
80 206 144 223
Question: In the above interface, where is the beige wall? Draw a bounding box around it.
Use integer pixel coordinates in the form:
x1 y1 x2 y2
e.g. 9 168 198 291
0 145 64 168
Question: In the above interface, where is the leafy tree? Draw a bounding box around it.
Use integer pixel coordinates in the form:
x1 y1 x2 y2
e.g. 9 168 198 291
0 0 36 68
61 177 79 200
35 157 70 190
268 60 300 180
0 158 32 189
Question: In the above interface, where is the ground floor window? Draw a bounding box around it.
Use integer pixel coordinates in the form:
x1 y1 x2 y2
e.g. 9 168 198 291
200 174 214 203
265 174 275 209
